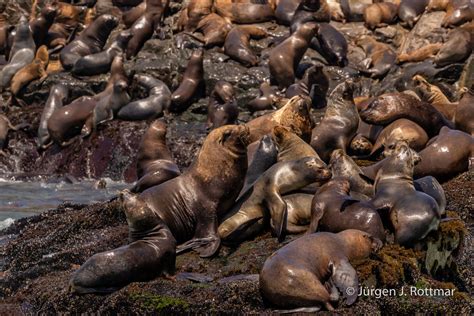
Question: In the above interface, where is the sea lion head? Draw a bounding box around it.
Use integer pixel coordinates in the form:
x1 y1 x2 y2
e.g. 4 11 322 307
350 135 373 155
119 189 158 233
212 80 235 103
278 95 314 141
337 229 383 259
148 119 167 139
99 14 120 30
329 149 360 177
377 141 420 181
304 156 332 182
358 94 395 125
41 4 58 20
384 141 421 165
116 30 133 47
206 124 251 157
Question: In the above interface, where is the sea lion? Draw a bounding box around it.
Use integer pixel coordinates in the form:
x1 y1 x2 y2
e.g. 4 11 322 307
327 0 345 21
414 176 446 215
29 3 57 47
312 23 348 67
290 0 331 32
38 84 69 150
275 0 301 25
397 43 443 64
245 95 314 143
10 45 49 96
370 119 429 157
349 119 383 156
281 193 314 234
224 25 267 67
123 2 147 28
0 16 35 89
413 75 457 120
269 23 316 89
363 2 398 30
132 120 181 193
118 74 171 121
340 0 374 22
191 13 232 48
414 127 474 181
286 64 330 109
60 14 119 70
70 189 176 294
218 156 331 243
207 80 239 130
427 0 449 11
72 30 132 76
169 49 205 113
442 0 474 27
355 35 397 79
178 0 214 31
214 0 275 24
0 114 16 155
370 141 440 246
359 92 453 136
398 0 429 28
454 89 474 135
247 81 278 112
308 178 385 241
434 28 472 67
310 81 359 163
272 125 320 162
260 230 382 311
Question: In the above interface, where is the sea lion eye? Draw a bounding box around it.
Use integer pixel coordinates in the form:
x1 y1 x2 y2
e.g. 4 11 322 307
221 130 232 143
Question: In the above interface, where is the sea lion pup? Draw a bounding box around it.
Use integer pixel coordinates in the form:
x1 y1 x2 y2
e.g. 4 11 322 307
349 119 383 156
310 81 359 163
207 80 239 130
397 43 443 64
308 178 385 240
330 149 374 198
340 0 374 22
131 120 181 193
10 45 49 96
60 14 119 70
214 0 275 24
260 229 382 312
118 74 171 121
29 4 57 47
398 0 429 28
355 35 397 79
280 193 314 233
188 13 233 48
363 2 398 30
38 84 69 150
224 25 267 67
434 28 472 67
218 156 331 243
286 65 330 109
272 125 320 162
245 95 314 143
0 16 35 89
455 88 474 135
72 30 132 76
177 0 213 31
370 119 428 157
169 49 205 113
370 142 440 246
269 23 316 89
312 23 348 67
414 127 474 181
413 75 457 120
359 92 453 137
442 0 474 27
0 114 16 156
247 81 278 112
70 189 177 294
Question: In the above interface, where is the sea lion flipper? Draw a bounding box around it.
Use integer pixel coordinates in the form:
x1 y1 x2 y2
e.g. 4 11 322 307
330 259 359 305
267 193 288 242
176 235 221 258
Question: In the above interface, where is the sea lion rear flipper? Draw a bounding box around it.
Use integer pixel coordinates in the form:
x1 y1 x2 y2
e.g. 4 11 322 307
176 235 221 258
330 259 359 305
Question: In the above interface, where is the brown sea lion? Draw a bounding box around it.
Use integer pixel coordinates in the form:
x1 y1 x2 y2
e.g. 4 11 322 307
214 0 275 24
218 156 331 243
414 127 474 181
207 80 239 130
312 22 348 67
442 0 474 27
247 81 278 112
29 4 57 47
413 75 457 120
370 142 440 246
275 0 301 25
245 95 314 143
434 28 472 67
55 2 87 28
397 43 443 64
398 0 429 28
281 193 314 234
0 14 13 56
310 82 359 163
290 0 331 32
349 119 383 156
363 2 398 29
269 23 316 89
60 14 119 70
132 120 181 193
0 114 16 155
123 2 146 28
38 84 69 150
359 92 454 136
192 13 232 48
178 0 213 31
327 0 345 21
272 125 320 162
308 178 385 241
45 22 71 50
224 25 267 67
427 0 449 11
340 0 374 22
10 45 49 96
355 35 397 79
455 89 474 135
169 49 205 113
286 65 330 109
260 230 382 312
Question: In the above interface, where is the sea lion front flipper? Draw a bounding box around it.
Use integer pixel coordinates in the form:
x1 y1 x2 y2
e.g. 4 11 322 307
176 235 221 258
330 259 359 305
266 192 288 242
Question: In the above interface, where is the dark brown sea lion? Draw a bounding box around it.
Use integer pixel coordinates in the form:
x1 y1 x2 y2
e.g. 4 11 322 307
308 178 385 240
427 0 449 11
286 65 330 109
72 30 132 76
10 45 49 96
70 189 176 294
455 89 474 135
29 4 57 47
123 2 146 28
224 25 267 67
398 0 429 28
312 23 348 67
207 80 239 130
269 23 316 89
310 82 359 163
192 13 232 48
272 125 320 162
245 95 314 143
397 43 443 64
442 0 474 27
275 0 301 25
60 14 119 70
38 84 69 150
370 142 440 246
413 176 446 215
281 193 314 234
247 81 278 112
290 0 331 32
169 49 205 113
0 16 35 89
363 2 398 29
178 0 213 31
434 28 472 67
359 92 453 136
260 230 382 312
340 0 374 22
0 114 16 155
118 74 171 121
327 0 345 21
355 35 397 79
218 156 331 243
349 119 383 156
414 127 474 181
132 120 181 193
214 0 275 24
45 22 72 50
0 14 13 56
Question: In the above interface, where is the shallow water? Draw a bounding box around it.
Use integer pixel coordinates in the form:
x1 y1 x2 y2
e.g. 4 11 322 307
0 178 129 229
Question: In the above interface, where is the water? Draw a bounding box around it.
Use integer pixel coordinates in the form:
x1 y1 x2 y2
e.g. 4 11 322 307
0 178 130 230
